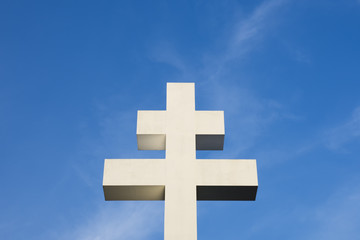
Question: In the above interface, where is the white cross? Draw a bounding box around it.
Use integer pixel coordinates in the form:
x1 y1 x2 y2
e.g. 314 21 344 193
103 83 258 240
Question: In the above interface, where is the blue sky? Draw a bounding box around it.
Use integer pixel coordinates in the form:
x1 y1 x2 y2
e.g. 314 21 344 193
1 0 360 239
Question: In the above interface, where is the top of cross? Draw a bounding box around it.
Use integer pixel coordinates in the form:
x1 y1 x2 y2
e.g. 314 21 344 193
137 82 225 151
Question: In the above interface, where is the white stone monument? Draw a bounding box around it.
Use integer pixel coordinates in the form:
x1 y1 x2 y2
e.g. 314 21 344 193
103 82 258 240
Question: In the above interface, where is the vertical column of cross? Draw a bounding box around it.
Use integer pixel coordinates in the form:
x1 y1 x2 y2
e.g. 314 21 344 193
164 83 197 240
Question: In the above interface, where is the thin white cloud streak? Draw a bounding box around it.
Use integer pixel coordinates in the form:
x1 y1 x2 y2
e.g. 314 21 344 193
226 0 286 61
204 0 287 81
150 0 287 74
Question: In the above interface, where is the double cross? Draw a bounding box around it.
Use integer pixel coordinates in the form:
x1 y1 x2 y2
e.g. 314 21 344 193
103 83 258 240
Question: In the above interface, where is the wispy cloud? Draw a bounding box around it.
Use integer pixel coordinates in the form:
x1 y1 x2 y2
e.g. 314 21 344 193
226 0 286 61
150 0 287 74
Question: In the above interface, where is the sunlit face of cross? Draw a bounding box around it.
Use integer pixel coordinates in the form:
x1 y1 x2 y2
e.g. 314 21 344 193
103 83 258 240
